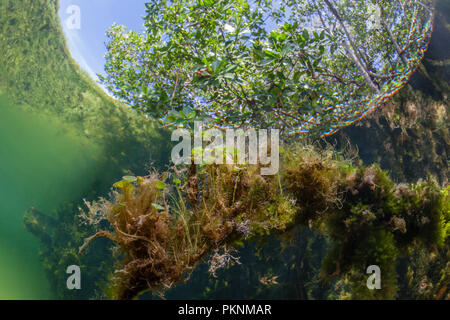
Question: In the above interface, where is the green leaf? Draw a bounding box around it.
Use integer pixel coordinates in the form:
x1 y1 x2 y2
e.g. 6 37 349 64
263 49 281 59
302 29 309 41
152 203 165 211
113 180 133 192
153 180 166 190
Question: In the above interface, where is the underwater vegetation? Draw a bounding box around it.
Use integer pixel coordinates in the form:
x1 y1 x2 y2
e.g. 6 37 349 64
78 146 449 300
23 196 118 300
78 161 295 299
0 0 171 299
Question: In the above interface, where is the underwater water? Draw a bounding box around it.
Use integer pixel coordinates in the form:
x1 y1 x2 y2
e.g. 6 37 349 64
0 98 103 299
0 0 170 299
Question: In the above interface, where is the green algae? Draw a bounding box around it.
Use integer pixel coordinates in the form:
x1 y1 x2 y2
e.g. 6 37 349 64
77 146 448 300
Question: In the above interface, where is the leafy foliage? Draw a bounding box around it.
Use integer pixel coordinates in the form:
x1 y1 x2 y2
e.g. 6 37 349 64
100 0 434 135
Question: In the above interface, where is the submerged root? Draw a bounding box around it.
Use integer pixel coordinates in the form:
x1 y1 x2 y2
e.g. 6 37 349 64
78 146 449 300
208 246 241 278
79 162 293 299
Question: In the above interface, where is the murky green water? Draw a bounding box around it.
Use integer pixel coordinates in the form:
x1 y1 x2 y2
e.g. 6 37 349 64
0 97 103 299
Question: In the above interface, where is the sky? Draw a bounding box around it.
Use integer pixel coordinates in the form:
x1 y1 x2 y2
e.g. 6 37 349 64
59 0 148 83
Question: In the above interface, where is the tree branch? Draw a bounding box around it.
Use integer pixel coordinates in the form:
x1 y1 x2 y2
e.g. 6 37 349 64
378 4 409 66
323 0 380 93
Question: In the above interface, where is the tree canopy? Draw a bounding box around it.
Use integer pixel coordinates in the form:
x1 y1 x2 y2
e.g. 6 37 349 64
99 0 434 136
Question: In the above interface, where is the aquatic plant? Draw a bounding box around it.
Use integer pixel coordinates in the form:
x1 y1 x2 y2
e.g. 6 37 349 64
23 203 114 299
285 151 448 299
80 146 449 299
78 162 295 299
